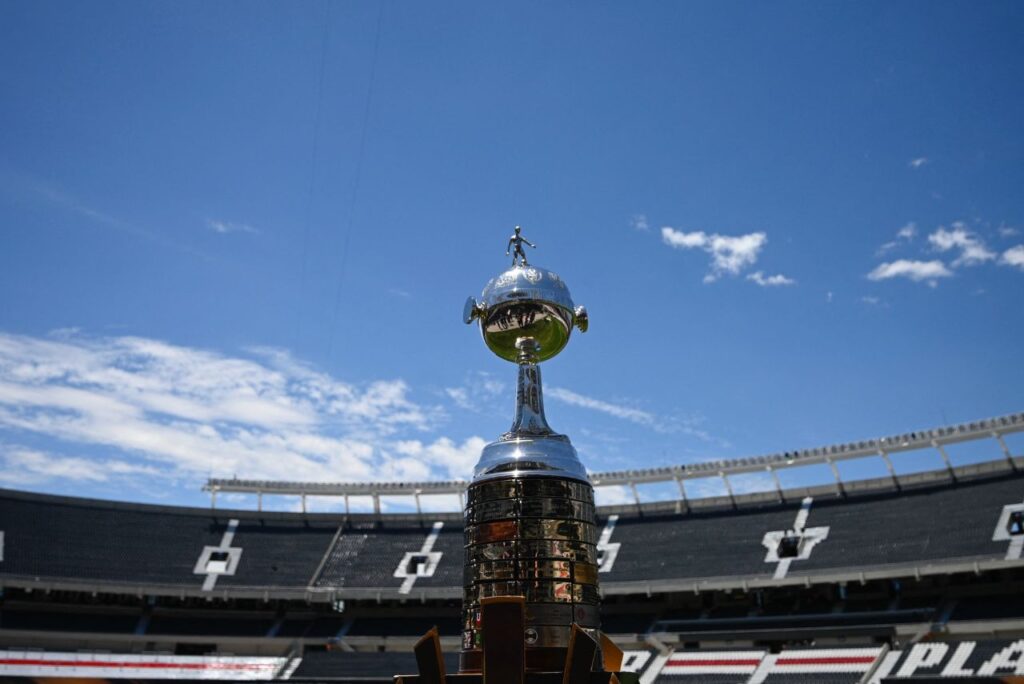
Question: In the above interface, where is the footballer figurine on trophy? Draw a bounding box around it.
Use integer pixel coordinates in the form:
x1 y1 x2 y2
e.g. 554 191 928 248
395 228 634 684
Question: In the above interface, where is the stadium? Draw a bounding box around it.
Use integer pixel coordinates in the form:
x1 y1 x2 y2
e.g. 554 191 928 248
3 3 1024 683
3 411 1024 683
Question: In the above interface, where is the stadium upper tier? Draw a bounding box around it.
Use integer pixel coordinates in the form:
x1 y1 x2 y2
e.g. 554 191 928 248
2 459 1023 601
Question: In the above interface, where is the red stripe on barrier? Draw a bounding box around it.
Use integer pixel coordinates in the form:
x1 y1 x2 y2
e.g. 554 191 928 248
775 656 877 666
0 658 272 670
666 659 762 667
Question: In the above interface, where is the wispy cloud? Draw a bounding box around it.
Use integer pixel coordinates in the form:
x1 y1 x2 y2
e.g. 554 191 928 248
661 227 769 283
444 371 505 413
0 169 210 260
0 447 162 487
1002 245 1024 270
867 259 953 285
928 223 995 266
876 222 917 256
547 386 715 442
630 214 649 232
998 226 1020 238
746 271 796 287
547 387 656 426
909 157 928 169
390 436 488 481
867 221 1018 286
206 219 258 235
593 485 633 507
0 332 481 489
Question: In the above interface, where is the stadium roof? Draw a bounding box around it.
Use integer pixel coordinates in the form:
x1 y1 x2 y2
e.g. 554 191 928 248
203 411 1023 511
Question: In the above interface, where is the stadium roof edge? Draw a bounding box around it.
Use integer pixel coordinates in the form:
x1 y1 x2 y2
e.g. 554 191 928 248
202 410 1024 506
1 457 1019 520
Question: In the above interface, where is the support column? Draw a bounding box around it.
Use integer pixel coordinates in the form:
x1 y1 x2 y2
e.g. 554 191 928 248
995 433 1018 472
768 466 784 502
933 441 957 482
827 458 845 496
721 472 736 509
880 450 900 489
675 475 689 514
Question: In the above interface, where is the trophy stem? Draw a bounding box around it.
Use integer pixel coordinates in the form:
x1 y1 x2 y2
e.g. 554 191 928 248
506 339 553 438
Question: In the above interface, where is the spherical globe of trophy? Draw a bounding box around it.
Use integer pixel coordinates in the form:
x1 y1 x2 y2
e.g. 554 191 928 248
395 228 632 684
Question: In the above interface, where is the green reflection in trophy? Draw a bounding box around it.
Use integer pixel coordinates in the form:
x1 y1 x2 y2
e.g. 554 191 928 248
464 251 588 365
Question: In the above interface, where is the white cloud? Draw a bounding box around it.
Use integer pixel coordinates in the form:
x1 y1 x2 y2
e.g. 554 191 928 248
909 157 928 169
746 271 796 287
876 222 917 256
444 371 505 413
0 332 473 489
2 170 212 260
1 448 103 485
1001 245 1024 270
661 227 768 282
897 223 917 240
390 436 488 481
867 259 953 285
0 447 162 487
928 223 995 266
545 386 715 442
547 387 655 427
861 296 881 305
661 228 709 249
998 226 1020 238
207 219 258 235
630 214 649 232
593 485 633 507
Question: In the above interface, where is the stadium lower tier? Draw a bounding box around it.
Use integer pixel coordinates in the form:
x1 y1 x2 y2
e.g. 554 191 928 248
3 641 1024 681
3 565 1024 651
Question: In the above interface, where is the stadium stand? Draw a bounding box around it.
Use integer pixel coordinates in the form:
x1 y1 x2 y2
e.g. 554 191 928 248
312 518 464 590
3 469 1024 599
1 416 1022 681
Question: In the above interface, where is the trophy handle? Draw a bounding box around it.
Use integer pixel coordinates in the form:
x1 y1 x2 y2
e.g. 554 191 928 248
463 296 482 325
573 305 589 333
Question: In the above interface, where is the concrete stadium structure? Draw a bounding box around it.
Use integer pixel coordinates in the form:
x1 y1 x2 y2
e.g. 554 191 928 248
1 411 1023 683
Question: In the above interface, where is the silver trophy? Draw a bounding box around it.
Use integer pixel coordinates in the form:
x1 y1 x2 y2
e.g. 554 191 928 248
461 227 598 673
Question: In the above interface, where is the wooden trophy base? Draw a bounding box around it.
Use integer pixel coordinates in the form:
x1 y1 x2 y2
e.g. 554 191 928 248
394 597 639 684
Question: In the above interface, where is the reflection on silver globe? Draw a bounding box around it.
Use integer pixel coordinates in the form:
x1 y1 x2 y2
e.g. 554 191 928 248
464 264 587 363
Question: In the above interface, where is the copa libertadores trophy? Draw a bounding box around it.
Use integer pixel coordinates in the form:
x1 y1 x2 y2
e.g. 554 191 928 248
396 228 635 684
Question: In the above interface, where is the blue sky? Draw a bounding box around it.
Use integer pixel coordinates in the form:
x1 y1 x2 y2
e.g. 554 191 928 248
1 1 1022 510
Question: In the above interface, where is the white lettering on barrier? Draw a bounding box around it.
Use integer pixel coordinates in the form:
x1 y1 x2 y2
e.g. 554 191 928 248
977 640 1024 676
940 642 976 677
896 643 949 677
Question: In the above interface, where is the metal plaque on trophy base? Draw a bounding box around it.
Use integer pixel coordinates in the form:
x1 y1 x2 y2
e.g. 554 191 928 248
395 229 637 684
